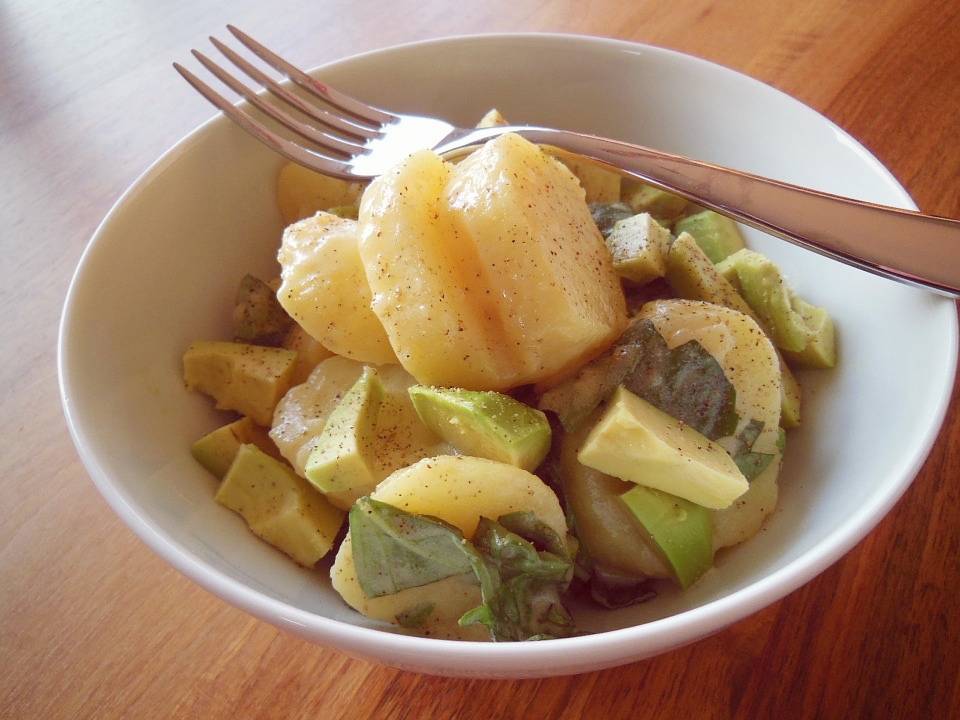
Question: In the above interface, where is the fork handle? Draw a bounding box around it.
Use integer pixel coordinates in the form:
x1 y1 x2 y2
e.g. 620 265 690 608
496 127 960 298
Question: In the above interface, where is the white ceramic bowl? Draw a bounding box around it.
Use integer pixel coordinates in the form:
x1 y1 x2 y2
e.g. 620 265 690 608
59 34 958 678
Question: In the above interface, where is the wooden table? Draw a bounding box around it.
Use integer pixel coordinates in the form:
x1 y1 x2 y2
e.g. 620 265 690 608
3 1 959 717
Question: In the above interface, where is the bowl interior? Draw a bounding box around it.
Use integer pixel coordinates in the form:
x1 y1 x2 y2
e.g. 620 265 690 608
59 34 957 677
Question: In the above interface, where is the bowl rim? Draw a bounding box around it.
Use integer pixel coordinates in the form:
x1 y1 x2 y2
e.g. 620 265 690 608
58 31 959 677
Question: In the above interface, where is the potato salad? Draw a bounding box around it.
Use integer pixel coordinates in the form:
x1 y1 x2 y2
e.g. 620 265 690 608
182 120 836 642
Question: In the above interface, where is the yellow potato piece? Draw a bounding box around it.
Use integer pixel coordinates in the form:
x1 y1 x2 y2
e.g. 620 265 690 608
369 455 567 539
277 212 398 365
358 133 627 391
276 161 364 224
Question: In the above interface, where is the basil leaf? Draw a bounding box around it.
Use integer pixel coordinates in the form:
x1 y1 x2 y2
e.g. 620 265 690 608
350 500 578 640
459 517 576 641
538 319 656 431
539 319 740 440
589 201 635 238
349 497 474 598
729 418 776 482
496 511 571 559
622 319 739 440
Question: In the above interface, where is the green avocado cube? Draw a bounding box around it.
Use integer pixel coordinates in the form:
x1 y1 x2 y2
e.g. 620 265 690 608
183 340 298 426
232 274 294 346
674 210 746 263
619 484 713 589
408 385 551 471
216 444 344 566
191 416 282 479
604 212 672 285
576 386 748 510
304 366 385 494
621 181 690 223
717 249 836 368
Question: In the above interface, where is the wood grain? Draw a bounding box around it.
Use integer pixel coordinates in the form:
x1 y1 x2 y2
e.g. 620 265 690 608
2 0 958 718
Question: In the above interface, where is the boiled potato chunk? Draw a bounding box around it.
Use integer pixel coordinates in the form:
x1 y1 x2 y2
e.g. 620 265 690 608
277 211 398 366
281 324 335 387
330 455 568 639
368 455 567 539
357 132 627 391
276 161 365 224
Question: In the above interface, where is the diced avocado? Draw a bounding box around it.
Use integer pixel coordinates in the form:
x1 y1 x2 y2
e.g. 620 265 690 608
783 298 836 369
233 274 295 347
408 385 551 471
304 366 385 494
577 386 748 509
674 210 746 263
716 249 808 352
603 212 671 285
619 484 713 589
665 232 803 428
717 249 836 368
183 341 298 426
665 232 756 314
621 181 690 223
191 416 283 479
215 444 345 566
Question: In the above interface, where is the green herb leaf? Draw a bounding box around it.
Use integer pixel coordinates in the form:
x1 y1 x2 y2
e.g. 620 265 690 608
729 418 776 482
459 516 576 641
539 319 740 440
349 501 578 640
349 497 474 598
622 319 739 440
589 201 636 238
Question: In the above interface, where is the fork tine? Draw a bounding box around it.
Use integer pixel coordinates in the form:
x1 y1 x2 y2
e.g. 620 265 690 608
208 36 382 142
189 49 365 158
226 25 397 127
173 62 358 180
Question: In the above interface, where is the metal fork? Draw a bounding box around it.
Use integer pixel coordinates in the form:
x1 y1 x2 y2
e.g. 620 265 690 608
175 26 960 298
